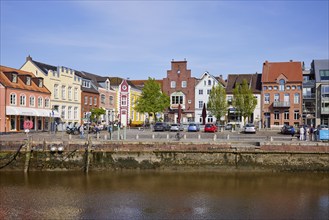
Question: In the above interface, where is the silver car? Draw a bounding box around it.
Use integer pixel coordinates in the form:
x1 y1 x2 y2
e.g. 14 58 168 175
170 124 184 132
244 123 256 134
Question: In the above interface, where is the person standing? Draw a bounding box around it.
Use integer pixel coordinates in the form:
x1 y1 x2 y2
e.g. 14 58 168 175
299 126 304 141
291 126 295 137
79 125 84 139
310 126 314 141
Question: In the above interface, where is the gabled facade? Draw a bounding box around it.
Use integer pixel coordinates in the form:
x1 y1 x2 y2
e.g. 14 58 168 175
312 59 329 126
194 71 224 124
20 56 82 129
0 65 55 133
226 73 262 127
162 60 196 123
261 61 303 128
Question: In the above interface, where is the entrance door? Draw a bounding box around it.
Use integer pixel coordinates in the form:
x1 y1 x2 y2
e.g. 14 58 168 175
264 113 270 128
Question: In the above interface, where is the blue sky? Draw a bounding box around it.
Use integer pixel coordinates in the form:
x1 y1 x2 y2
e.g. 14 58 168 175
1 1 328 80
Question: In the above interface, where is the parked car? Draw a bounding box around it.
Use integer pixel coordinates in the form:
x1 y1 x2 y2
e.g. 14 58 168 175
170 123 184 132
66 126 80 135
225 124 233 130
187 123 200 132
317 125 328 130
244 123 256 134
281 125 294 135
153 122 170 132
204 123 218 133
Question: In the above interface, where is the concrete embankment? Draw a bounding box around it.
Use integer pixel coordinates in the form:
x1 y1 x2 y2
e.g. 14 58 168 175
0 139 328 172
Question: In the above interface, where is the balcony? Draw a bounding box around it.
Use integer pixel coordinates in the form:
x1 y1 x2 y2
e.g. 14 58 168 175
321 107 329 114
273 101 290 107
303 94 315 99
302 80 315 88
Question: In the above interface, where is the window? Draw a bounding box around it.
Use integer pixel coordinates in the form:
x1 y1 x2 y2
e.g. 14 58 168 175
292 85 296 90
106 81 110 90
94 97 97 106
284 94 290 103
101 94 105 104
20 95 26 106
294 110 300 120
319 70 329 80
10 93 16 105
208 80 212 86
294 93 300 104
171 95 183 104
279 79 285 91
263 86 267 90
264 94 270 104
274 111 280 120
68 87 72 100
29 96 35 107
54 84 59 99
199 89 203 95
84 96 88 105
89 97 92 105
274 86 278 90
170 81 176 88
12 74 17 83
45 98 50 108
82 80 91 88
26 77 31 86
204 81 206 86
284 110 289 120
74 107 78 119
182 81 187 88
74 87 78 100
121 96 127 106
274 94 280 102
131 97 135 106
207 89 211 95
227 96 232 104
297 86 301 90
110 96 114 105
268 86 272 90
38 97 43 107
198 101 203 109
38 79 43 87
286 86 290 90
61 85 66 99
321 85 329 94
61 106 66 119
68 107 72 120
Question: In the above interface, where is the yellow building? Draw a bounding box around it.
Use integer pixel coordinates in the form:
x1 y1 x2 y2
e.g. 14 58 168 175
21 56 82 129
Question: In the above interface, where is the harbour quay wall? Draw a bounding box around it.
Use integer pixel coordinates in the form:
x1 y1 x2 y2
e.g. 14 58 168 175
0 140 328 172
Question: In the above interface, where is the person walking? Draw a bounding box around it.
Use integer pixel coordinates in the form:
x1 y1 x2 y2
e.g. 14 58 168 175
79 124 84 139
291 126 295 137
299 126 304 141
310 126 314 141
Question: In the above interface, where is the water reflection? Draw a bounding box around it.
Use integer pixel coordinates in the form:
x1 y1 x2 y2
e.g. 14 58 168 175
0 171 328 219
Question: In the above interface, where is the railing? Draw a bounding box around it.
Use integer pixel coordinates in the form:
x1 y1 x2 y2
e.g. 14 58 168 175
302 80 315 87
273 101 290 107
303 94 315 99
321 107 329 114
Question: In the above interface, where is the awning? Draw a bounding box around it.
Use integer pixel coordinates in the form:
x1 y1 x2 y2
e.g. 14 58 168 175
6 106 60 117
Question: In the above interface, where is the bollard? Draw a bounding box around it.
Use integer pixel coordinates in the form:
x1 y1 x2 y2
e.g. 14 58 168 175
167 134 169 140
213 134 217 141
136 134 139 140
227 134 230 140
184 134 186 140
104 134 107 140
96 133 99 140
270 136 273 142
152 134 155 139
198 134 201 140
69 134 72 140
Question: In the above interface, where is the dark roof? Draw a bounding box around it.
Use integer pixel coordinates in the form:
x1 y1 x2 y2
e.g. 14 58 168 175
226 73 262 94
32 60 57 74
108 77 139 89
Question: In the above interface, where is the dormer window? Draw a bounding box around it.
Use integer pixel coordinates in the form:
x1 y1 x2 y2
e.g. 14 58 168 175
106 81 110 90
12 74 18 83
26 77 31 86
38 79 43 87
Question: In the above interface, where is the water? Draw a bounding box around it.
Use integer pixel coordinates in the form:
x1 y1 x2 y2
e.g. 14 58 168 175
0 171 328 219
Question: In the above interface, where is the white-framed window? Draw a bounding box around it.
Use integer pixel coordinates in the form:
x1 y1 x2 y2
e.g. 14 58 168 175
61 85 66 99
74 87 78 101
89 97 92 105
74 107 78 119
292 85 296 90
279 79 285 91
121 95 127 106
274 111 280 120
198 101 203 109
10 93 16 105
26 77 31 86
263 86 267 90
264 94 270 104
29 96 35 107
12 74 18 83
20 94 26 106
54 84 59 99
109 96 114 105
38 97 43 107
204 80 206 86
294 110 300 120
268 86 272 90
84 96 88 105
94 97 97 106
61 106 66 119
294 93 300 104
199 89 203 95
82 80 91 88
38 79 43 87
68 87 72 100
284 110 289 120
274 86 278 90
101 94 105 104
207 89 211 95
171 95 183 105
182 81 187 88
68 106 72 120
45 98 50 108
284 94 290 103
208 80 212 86
274 94 280 102
170 81 176 88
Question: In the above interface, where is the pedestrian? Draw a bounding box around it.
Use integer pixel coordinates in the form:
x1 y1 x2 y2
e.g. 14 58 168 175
79 124 84 139
108 123 112 140
310 126 314 141
299 126 304 141
291 126 295 137
305 126 309 141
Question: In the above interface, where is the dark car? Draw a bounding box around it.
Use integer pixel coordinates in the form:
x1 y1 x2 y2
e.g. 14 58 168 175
225 124 233 130
281 125 294 135
66 126 80 135
204 123 218 133
153 122 170 132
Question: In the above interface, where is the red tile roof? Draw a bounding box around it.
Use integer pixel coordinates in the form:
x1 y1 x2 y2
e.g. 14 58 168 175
262 61 303 83
0 65 51 94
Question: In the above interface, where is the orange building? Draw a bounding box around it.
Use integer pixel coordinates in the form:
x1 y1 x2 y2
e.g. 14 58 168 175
261 61 303 128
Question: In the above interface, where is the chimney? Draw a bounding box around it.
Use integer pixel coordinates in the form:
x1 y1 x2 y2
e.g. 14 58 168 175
219 74 223 79
26 55 32 62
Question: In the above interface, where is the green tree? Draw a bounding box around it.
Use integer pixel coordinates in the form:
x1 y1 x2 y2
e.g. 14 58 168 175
207 85 227 123
232 79 257 124
90 107 106 123
134 77 170 121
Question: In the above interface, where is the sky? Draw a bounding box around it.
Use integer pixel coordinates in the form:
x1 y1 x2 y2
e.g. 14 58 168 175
1 1 328 80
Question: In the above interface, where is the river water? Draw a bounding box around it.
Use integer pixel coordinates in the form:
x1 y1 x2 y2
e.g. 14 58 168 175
0 171 328 219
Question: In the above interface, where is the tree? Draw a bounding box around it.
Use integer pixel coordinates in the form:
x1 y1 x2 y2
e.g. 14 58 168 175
207 85 227 123
134 77 170 121
90 108 106 123
232 79 257 124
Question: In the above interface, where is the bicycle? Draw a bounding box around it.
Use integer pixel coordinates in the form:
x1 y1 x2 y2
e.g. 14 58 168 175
175 132 183 141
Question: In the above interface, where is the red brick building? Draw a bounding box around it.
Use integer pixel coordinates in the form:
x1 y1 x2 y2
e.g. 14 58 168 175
162 60 196 123
261 61 303 128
